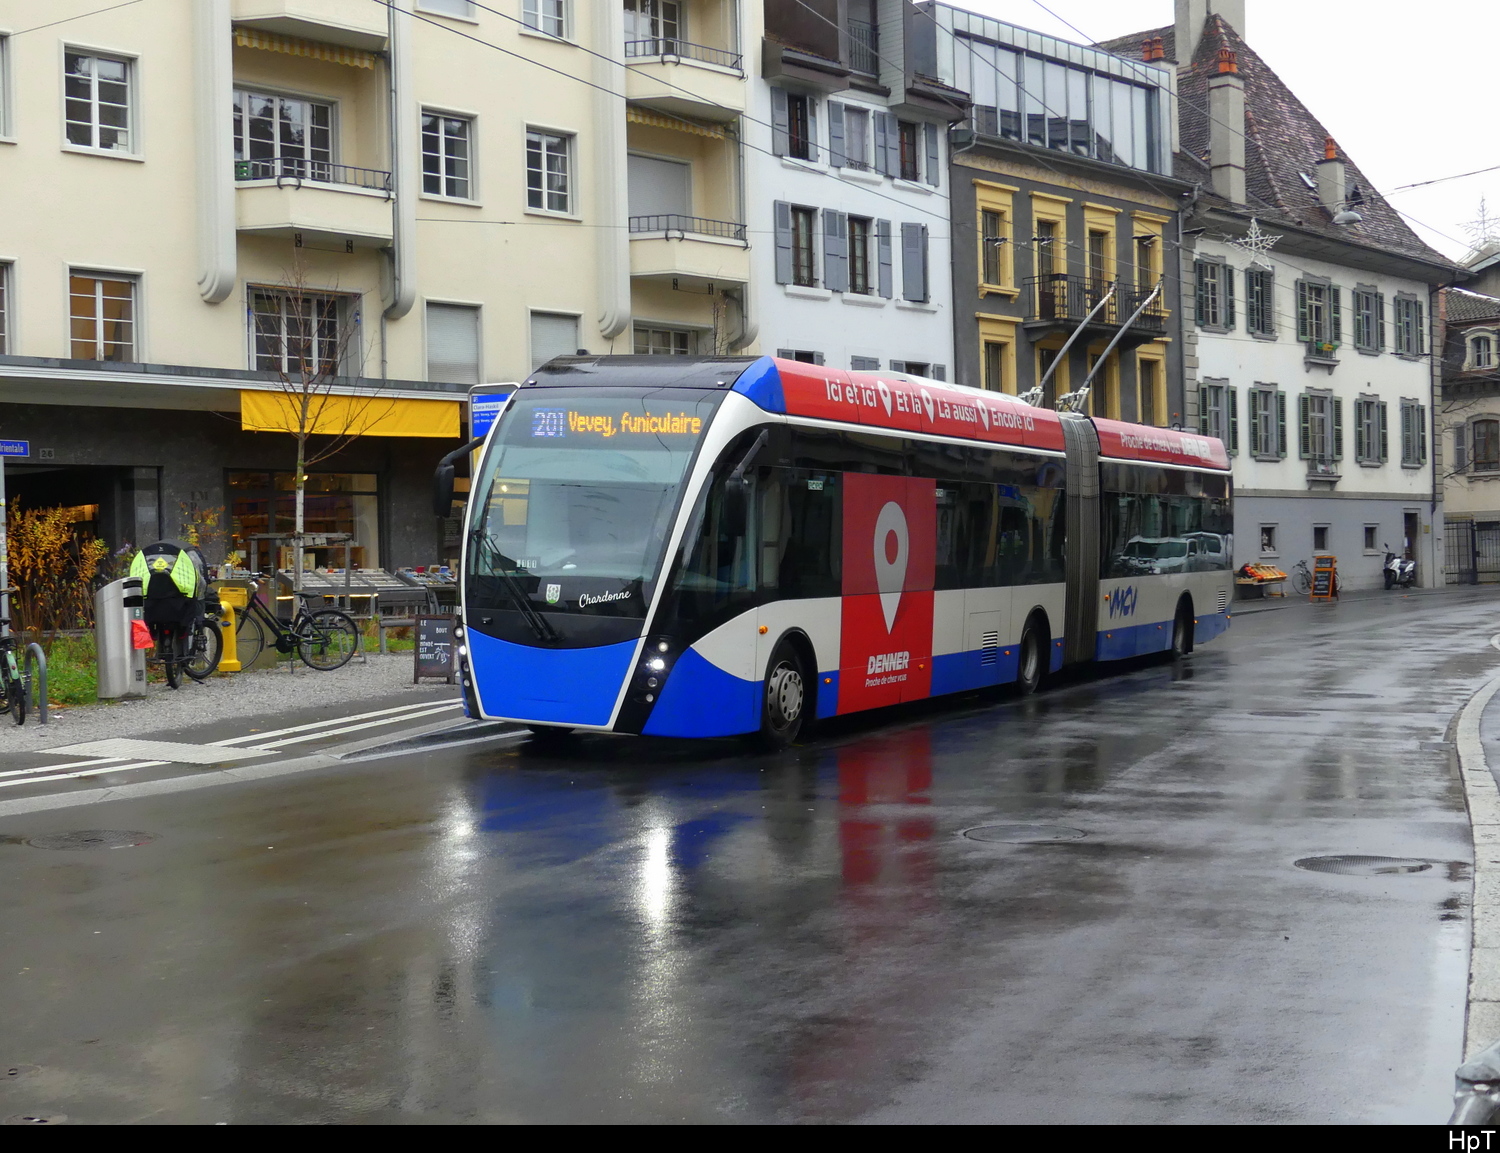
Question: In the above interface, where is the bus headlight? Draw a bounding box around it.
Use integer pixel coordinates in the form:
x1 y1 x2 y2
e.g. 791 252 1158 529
648 657 665 672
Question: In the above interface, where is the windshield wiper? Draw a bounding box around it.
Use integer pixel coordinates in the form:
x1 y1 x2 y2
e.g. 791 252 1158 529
470 531 560 644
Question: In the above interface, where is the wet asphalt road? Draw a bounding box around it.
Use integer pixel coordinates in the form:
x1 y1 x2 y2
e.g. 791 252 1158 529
1 589 1497 1124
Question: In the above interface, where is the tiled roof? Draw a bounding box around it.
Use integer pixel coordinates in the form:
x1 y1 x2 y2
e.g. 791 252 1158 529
1445 288 1500 323
1098 18 1456 272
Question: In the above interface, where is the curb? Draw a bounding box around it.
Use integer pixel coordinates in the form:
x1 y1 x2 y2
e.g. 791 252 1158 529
1455 672 1500 1058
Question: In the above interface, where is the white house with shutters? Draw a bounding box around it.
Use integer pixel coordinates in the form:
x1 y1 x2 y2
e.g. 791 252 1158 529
749 2 967 375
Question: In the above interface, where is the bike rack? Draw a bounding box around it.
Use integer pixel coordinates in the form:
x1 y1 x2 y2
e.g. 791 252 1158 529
23 642 47 725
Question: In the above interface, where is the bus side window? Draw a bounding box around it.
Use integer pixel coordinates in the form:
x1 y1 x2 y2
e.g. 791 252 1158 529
772 468 840 598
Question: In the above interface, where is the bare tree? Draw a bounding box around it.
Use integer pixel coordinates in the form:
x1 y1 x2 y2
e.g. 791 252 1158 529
248 260 395 587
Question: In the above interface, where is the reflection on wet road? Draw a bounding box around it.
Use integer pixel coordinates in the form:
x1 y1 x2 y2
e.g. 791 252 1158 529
0 592 1491 1122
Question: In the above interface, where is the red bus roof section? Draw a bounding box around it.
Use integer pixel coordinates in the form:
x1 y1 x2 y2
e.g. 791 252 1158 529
769 359 1230 470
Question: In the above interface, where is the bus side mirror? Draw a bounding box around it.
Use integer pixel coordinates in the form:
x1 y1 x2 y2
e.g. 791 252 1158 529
722 477 749 538
433 463 456 519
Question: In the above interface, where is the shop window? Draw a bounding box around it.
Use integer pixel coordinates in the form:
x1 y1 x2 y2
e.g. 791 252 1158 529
228 471 380 571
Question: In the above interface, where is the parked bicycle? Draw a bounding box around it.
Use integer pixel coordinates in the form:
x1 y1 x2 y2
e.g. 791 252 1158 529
0 587 29 725
230 581 360 672
1290 558 1339 597
147 607 224 689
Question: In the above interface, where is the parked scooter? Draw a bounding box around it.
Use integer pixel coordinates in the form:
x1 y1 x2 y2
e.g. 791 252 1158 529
1383 545 1416 590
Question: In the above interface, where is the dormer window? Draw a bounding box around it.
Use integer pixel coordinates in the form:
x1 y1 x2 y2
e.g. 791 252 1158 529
1467 331 1496 371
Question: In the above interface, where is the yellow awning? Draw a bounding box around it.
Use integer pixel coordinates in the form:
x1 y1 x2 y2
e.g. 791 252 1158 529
627 107 725 139
234 27 377 69
240 391 460 439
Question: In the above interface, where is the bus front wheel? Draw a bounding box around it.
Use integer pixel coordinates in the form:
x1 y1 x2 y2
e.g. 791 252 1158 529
1170 599 1195 658
756 641 808 751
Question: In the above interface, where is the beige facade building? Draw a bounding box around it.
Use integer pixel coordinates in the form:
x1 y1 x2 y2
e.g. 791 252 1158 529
0 0 756 565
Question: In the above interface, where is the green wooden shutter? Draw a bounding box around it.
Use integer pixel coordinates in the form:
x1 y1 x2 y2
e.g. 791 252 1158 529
1378 401 1389 462
1276 390 1288 458
1332 396 1344 461
1419 404 1429 463
1415 301 1426 355
1227 385 1238 453
1198 386 1209 435
1225 269 1236 329
1195 262 1209 326
1298 393 1311 458
1296 281 1310 342
1248 390 1262 456
1355 401 1367 462
1376 294 1387 349
1330 287 1342 344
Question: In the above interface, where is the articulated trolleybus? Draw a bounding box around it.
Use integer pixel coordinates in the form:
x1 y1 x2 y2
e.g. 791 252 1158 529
449 356 1233 747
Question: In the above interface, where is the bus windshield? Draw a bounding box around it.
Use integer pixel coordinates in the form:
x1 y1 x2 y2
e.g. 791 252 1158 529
467 388 721 623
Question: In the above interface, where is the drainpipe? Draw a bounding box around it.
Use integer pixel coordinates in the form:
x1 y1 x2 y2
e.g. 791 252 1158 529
384 0 416 322
594 2 630 342
195 0 235 303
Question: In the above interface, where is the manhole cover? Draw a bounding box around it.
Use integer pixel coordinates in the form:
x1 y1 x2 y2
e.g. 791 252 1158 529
26 831 155 851
1295 855 1432 876
3 1066 39 1080
963 824 1086 844
4 1114 67 1125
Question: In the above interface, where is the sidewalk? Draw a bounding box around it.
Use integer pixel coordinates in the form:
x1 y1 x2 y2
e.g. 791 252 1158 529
1232 583 1488 615
2 652 456 756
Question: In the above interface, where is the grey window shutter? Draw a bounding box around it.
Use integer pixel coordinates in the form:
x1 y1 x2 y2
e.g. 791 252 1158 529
1298 393 1311 458
1296 281 1309 342
823 210 849 293
1419 404 1429 462
426 302 480 384
1355 401 1367 461
773 201 794 284
890 360 905 373
1224 268 1236 329
1415 301 1425 354
1227 385 1238 454
812 352 825 366
924 122 940 186
1456 423 1469 472
932 365 946 381
776 348 794 358
771 88 789 157
1195 262 1209 325
901 222 927 302
828 102 845 168
1332 396 1344 460
1276 390 1287 458
876 219 893 298
805 97 819 163
875 113 894 176
1197 387 1209 436
1331 287 1342 344
1376 294 1387 349
1379 401 1389 462
1248 391 1261 456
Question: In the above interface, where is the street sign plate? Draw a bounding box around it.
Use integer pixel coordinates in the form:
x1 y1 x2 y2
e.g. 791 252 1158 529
470 392 512 440
0 441 29 458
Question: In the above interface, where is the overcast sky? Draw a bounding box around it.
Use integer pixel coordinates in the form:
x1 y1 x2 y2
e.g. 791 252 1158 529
958 0 1498 263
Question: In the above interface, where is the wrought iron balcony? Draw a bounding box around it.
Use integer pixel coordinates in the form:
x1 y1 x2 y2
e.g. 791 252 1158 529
629 214 747 242
1305 338 1340 364
1024 274 1167 335
624 37 743 71
1306 455 1341 481
234 158 392 192
847 18 879 75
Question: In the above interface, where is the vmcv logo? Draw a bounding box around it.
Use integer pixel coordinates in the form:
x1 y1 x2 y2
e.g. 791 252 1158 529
1107 585 1138 619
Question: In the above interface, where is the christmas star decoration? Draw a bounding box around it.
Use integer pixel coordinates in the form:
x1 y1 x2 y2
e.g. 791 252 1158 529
1226 218 1282 268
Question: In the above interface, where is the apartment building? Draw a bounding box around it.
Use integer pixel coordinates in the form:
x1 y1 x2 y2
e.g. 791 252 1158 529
1437 284 1500 583
0 1 752 566
748 1 963 374
916 2 1188 416
1103 1 1457 590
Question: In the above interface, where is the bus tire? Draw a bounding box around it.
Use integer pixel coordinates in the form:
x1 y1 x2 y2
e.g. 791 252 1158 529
1017 619 1046 696
755 639 808 751
1171 598 1195 658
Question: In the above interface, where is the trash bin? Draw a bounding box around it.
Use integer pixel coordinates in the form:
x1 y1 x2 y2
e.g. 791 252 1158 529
96 576 148 700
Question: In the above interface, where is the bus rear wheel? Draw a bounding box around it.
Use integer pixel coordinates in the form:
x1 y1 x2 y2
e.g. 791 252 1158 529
1171 600 1195 658
1017 622 1045 696
756 641 808 751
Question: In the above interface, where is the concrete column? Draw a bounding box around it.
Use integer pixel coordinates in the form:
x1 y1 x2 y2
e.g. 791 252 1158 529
385 0 417 320
593 0 630 342
195 0 235 303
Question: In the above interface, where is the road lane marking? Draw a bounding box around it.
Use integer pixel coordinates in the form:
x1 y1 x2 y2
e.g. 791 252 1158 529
209 699 462 746
242 704 463 749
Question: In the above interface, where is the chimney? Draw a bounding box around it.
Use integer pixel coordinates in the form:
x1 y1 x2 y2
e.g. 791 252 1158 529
1175 0 1247 61
1141 36 1165 62
1316 136 1347 218
1208 49 1245 203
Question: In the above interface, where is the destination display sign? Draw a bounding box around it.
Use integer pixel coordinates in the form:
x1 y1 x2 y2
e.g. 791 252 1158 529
529 406 705 440
1093 419 1232 471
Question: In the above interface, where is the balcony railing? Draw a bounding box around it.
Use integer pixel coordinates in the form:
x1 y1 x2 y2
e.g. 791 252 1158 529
1305 338 1340 363
234 158 392 192
848 18 879 75
629 214 747 242
624 37 743 70
1024 274 1168 334
1306 455 1341 480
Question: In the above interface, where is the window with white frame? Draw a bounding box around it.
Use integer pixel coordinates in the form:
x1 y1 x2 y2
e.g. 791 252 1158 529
1399 398 1428 467
421 112 473 198
426 302 480 384
1198 380 1237 454
623 0 681 50
250 288 346 377
523 0 566 37
530 311 579 369
1472 418 1500 472
1393 294 1424 356
1247 384 1285 460
0 262 9 354
1353 394 1387 464
526 129 572 213
70 272 136 361
633 325 694 355
234 90 334 181
848 215 873 295
64 51 132 153
1467 331 1496 370
843 105 871 169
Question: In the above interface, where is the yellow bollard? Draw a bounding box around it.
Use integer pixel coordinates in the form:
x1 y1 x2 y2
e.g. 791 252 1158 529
215 584 249 673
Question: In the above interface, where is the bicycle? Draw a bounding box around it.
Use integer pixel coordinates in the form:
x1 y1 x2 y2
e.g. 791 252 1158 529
229 580 360 672
0 587 29 725
1291 559 1313 595
147 610 222 690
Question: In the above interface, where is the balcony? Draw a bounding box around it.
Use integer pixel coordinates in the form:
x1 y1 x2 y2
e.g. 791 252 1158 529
1306 455 1341 485
235 159 393 249
1305 339 1340 367
1023 275 1168 344
629 215 749 290
847 18 879 76
232 0 389 51
625 39 745 121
